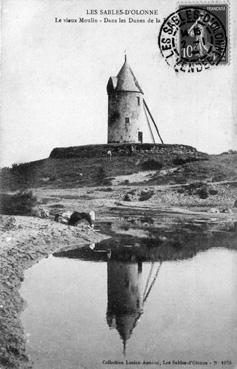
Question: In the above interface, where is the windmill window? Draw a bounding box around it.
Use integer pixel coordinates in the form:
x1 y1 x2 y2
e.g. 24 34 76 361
125 117 130 124
137 96 140 106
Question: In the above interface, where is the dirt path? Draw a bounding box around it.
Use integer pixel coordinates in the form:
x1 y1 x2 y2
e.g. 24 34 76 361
0 215 107 369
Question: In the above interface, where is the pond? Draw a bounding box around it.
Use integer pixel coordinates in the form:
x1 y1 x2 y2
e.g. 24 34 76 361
20 238 237 369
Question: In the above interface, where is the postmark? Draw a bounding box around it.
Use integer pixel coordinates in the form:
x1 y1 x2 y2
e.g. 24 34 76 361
158 6 228 72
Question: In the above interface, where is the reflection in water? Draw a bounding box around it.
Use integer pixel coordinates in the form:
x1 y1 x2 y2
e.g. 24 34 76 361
107 261 143 353
20 234 237 369
106 260 162 354
108 261 140 353
55 243 163 354
53 227 237 357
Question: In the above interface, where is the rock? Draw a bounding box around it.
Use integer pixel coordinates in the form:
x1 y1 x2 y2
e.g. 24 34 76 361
31 206 49 218
68 211 94 227
41 177 50 182
40 207 50 218
234 200 237 208
221 208 233 214
158 236 167 241
62 210 73 219
89 211 95 222
209 208 220 213
61 211 73 223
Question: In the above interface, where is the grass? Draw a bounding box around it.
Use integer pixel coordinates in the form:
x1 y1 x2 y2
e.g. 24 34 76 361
0 152 236 191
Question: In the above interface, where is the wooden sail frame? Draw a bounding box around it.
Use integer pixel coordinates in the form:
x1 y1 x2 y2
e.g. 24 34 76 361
143 99 164 144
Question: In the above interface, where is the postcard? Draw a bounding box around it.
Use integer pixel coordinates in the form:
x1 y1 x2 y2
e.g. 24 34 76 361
0 1 237 369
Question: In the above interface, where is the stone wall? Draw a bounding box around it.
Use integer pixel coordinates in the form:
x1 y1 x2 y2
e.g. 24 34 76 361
50 143 208 161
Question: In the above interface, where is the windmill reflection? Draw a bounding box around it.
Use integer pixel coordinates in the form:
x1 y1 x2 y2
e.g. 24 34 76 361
107 260 143 354
107 260 162 354
53 240 162 354
53 220 237 355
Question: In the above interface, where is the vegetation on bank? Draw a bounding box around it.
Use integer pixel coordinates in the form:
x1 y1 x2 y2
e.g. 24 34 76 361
0 190 38 215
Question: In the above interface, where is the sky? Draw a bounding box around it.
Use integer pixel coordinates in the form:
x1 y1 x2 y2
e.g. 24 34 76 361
1 0 237 167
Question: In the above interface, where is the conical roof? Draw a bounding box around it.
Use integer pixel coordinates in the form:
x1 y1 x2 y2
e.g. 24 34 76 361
115 313 141 343
116 56 143 93
107 312 142 355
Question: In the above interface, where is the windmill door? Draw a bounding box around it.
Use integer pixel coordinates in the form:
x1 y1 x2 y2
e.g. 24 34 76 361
138 131 143 143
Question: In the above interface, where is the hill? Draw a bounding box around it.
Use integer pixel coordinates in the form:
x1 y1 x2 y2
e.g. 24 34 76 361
1 143 237 218
1 143 232 190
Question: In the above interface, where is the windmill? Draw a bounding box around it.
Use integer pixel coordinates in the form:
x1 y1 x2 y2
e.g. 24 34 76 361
107 55 164 145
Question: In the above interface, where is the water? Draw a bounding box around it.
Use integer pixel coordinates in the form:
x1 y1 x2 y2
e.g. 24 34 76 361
20 243 237 369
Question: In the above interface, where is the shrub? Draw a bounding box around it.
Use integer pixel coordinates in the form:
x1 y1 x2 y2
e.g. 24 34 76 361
96 166 111 185
0 167 11 175
0 190 38 215
139 190 154 201
211 174 225 182
141 159 163 171
209 188 218 195
140 216 154 224
103 187 113 192
49 175 57 182
11 162 27 175
122 180 130 185
123 193 132 201
96 166 106 181
198 186 209 199
10 162 36 187
172 156 199 166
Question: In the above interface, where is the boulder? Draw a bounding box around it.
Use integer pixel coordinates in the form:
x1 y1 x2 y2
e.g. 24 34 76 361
31 206 49 218
61 211 73 221
209 208 220 214
221 208 233 214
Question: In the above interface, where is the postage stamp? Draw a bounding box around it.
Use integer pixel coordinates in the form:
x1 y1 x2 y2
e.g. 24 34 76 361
158 4 228 72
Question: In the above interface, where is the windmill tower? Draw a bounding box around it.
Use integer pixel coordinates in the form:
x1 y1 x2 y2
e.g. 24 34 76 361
107 55 163 144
